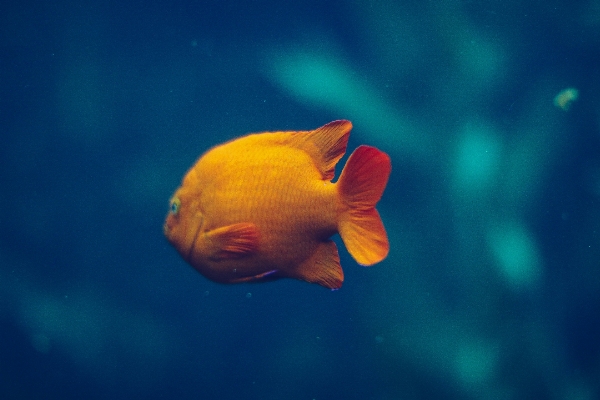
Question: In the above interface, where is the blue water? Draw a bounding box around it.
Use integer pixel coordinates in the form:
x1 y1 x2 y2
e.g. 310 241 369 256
2 0 599 399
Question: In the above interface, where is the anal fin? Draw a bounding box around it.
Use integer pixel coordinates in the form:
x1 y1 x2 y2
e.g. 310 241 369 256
294 240 344 290
230 269 280 284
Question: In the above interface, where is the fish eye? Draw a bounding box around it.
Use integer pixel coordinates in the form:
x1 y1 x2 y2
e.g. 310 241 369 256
169 197 181 215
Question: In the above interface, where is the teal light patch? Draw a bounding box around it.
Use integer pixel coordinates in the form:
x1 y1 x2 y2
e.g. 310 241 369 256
264 46 426 159
453 124 501 192
488 223 542 290
454 341 499 387
458 36 506 88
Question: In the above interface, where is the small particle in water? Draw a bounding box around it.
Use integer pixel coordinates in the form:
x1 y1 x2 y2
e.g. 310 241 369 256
375 335 384 343
553 87 578 111
246 292 252 298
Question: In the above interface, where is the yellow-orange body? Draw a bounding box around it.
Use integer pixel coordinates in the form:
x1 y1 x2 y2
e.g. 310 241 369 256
164 120 390 289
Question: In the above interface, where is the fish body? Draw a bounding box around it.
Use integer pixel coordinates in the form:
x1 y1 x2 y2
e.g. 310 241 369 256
164 120 390 289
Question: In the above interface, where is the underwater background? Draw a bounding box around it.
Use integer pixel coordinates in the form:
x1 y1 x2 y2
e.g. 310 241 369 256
2 0 600 399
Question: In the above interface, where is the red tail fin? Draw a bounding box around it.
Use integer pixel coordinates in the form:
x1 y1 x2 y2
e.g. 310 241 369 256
337 145 391 266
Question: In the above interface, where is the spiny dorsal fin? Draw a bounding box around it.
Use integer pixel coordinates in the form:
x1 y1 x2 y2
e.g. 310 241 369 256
288 120 352 180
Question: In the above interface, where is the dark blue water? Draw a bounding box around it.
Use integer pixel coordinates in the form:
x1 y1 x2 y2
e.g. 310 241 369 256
2 0 599 399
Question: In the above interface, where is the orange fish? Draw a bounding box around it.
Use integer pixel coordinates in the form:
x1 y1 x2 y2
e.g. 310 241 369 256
164 120 391 289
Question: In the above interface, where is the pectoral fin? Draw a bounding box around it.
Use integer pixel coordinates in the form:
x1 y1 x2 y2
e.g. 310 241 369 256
207 223 259 260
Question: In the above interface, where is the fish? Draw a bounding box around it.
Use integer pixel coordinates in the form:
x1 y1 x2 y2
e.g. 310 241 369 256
163 120 391 290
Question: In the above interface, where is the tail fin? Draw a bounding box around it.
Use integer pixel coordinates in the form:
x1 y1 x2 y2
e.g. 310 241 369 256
337 145 391 266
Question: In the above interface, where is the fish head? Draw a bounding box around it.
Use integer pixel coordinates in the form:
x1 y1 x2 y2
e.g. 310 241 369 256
163 185 205 263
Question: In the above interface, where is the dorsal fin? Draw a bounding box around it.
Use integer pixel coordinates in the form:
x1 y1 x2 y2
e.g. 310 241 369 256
287 120 352 180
